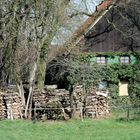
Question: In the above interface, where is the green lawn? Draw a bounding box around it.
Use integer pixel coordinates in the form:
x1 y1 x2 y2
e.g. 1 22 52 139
0 118 140 140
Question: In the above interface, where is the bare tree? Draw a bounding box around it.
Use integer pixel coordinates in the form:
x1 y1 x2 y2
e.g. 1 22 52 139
0 0 70 118
1 0 134 118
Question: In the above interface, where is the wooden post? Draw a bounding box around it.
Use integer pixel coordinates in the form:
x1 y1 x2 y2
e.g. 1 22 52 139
95 106 98 118
10 109 13 120
80 107 83 121
32 103 37 124
29 92 33 119
126 106 130 121
62 108 66 120
69 84 74 118
126 97 130 121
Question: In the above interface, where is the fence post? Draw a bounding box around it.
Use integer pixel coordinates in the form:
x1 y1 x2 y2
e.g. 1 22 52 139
80 107 83 121
126 97 131 121
126 106 130 121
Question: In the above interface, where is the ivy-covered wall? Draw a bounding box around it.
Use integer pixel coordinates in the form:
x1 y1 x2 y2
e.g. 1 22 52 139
78 52 138 65
69 52 140 106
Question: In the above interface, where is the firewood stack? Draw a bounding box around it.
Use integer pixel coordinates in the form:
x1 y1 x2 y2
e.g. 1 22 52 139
33 85 109 120
33 87 70 120
33 89 49 108
0 85 109 120
3 91 23 120
0 90 23 120
0 93 6 120
73 85 84 103
73 86 109 118
72 86 84 118
85 87 109 118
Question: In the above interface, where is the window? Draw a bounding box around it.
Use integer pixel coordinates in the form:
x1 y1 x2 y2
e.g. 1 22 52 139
98 81 107 90
96 56 106 64
119 81 128 96
120 56 130 64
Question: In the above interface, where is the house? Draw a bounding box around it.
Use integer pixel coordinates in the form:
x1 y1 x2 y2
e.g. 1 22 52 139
46 0 140 101
44 0 140 119
73 0 140 97
48 0 139 65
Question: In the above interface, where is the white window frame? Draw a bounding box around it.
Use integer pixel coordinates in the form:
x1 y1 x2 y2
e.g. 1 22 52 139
120 56 130 64
96 56 106 64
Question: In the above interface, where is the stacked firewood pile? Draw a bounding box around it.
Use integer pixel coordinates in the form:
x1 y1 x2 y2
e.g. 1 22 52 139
33 87 70 120
33 89 49 108
4 91 23 119
85 87 109 118
0 93 6 120
33 85 109 120
73 85 84 118
0 85 109 120
73 86 109 118
73 85 84 104
0 90 23 120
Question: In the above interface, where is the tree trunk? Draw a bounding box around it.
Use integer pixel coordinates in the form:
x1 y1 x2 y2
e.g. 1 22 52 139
36 60 46 89
17 81 25 107
25 62 37 118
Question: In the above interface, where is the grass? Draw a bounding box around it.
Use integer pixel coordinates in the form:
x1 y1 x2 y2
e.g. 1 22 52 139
0 118 140 140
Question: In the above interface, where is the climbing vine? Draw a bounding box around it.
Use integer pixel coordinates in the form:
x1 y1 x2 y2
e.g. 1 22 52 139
67 52 140 106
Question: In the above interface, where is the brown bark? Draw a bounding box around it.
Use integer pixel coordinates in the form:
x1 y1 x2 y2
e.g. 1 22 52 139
25 62 37 118
17 81 25 107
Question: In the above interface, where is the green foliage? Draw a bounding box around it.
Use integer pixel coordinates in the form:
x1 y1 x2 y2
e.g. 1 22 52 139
68 53 140 106
77 52 140 61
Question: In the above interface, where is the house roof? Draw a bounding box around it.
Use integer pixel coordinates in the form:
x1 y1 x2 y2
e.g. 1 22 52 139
63 0 114 47
62 0 115 53
78 0 140 53
85 0 114 34
48 0 115 60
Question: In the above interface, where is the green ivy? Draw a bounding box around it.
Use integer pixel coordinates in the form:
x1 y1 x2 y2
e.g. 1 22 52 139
68 52 140 106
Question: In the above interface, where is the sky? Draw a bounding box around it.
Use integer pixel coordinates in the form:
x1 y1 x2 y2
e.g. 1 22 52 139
52 0 103 45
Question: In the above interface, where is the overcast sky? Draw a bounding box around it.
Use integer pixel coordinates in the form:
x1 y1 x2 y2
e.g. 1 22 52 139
52 0 103 45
